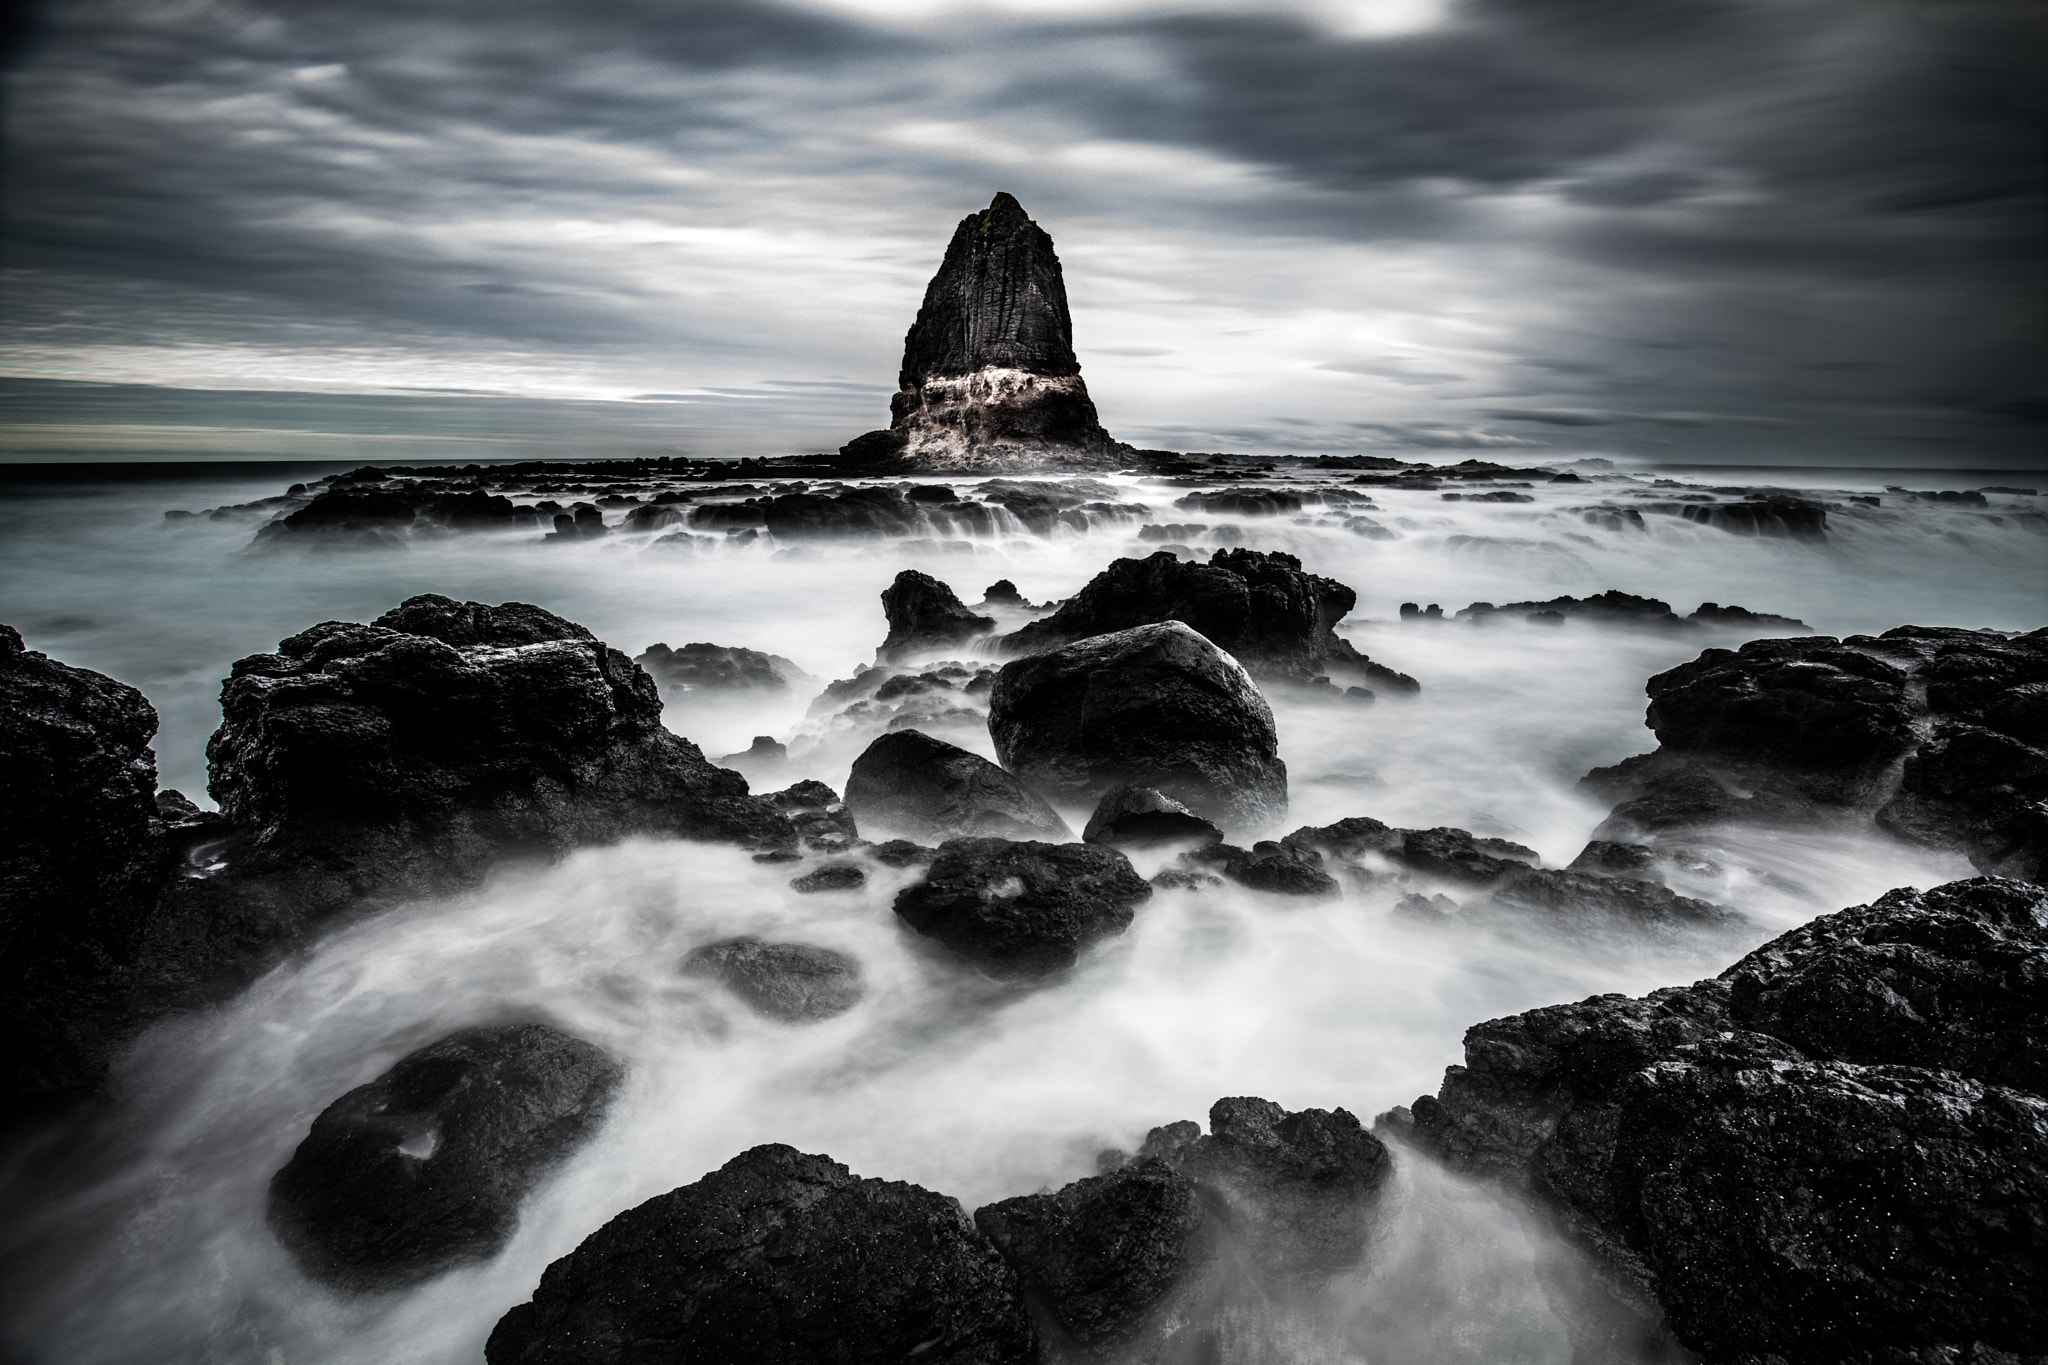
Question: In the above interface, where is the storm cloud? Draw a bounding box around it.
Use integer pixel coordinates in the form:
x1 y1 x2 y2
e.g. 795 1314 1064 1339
1 0 2039 461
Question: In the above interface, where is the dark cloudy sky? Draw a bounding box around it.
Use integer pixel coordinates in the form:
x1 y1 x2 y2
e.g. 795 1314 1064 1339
1 0 2040 463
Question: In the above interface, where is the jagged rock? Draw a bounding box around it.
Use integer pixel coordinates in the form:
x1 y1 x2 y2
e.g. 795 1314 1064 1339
1399 877 2048 1364
845 729 1070 843
719 735 788 781
681 936 865 1020
252 488 417 549
878 570 995 663
634 641 806 696
1584 627 2048 880
893 838 1151 977
1687 601 1811 631
989 622 1288 831
762 780 859 853
1455 591 1690 631
839 193 1129 473
974 1157 1210 1351
1140 1097 1390 1274
1186 840 1339 897
980 579 1030 608
1284 818 1536 887
268 1024 622 1290
486 1144 1035 1364
997 549 1415 688
1080 784 1223 849
867 838 939 868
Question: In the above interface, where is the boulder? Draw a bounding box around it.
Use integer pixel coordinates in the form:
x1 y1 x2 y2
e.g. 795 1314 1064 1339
893 838 1151 977
268 1023 622 1290
974 1157 1209 1350
989 621 1288 831
878 571 996 663
997 548 1415 687
1399 877 2048 1364
1186 841 1339 897
790 862 867 894
634 641 805 696
845 729 1069 842
761 780 859 854
838 192 1127 473
1080 784 1223 849
486 1144 1035 1364
681 936 865 1020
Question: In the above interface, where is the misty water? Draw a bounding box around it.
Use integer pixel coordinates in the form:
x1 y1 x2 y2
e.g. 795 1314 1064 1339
1 458 2042 1363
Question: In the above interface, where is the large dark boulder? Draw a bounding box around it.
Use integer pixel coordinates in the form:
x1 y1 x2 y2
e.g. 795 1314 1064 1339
1398 877 2048 1364
998 549 1415 688
681 937 865 1022
486 1143 1035 1364
839 193 1124 473
878 570 995 664
893 838 1151 977
845 729 1069 842
989 621 1288 831
1584 627 2048 881
974 1157 1209 1351
268 1023 623 1290
0 625 169 1103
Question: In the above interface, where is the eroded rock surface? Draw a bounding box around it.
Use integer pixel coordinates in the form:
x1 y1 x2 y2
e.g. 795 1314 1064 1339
990 622 1288 831
487 1143 1035 1364
894 838 1151 977
846 729 1070 843
268 1023 622 1290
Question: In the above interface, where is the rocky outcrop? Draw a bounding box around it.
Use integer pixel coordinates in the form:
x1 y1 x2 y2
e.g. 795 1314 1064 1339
1583 626 2048 881
878 570 995 664
998 549 1417 689
893 838 1151 977
1395 876 2048 1364
1452 590 1810 634
633 641 806 697
1081 785 1223 849
839 193 1129 473
486 1143 1035 1364
989 622 1288 831
1182 840 1340 897
845 729 1070 843
1639 495 1828 540
268 1023 622 1290
681 936 865 1021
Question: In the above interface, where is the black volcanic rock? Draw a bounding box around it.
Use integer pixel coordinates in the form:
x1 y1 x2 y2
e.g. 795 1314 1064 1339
1641 495 1828 540
839 193 1127 472
486 1144 1034 1365
998 549 1415 688
1081 784 1223 849
268 1023 622 1290
634 641 804 696
1584 627 2048 880
681 936 865 1021
878 570 995 663
974 1157 1209 1351
1399 876 2048 1364
893 838 1151 977
1187 840 1340 897
989 621 1289 831
845 729 1070 842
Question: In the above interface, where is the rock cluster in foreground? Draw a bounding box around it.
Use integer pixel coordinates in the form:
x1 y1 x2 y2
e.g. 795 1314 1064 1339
1393 875 2048 1364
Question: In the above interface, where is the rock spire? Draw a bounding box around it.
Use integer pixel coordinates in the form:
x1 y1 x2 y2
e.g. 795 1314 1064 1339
841 192 1130 472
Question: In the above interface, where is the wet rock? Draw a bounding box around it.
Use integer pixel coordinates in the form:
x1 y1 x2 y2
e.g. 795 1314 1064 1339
893 838 1151 977
268 1023 622 1290
878 570 996 663
1141 1097 1390 1274
789 863 867 895
681 936 865 1020
1402 877 2048 1364
1640 495 1828 540
974 1157 1210 1350
867 837 939 868
1686 601 1811 632
997 548 1413 687
762 779 859 853
989 621 1288 831
1396 827 1541 885
252 488 417 549
486 1143 1035 1364
1489 866 1735 930
845 729 1070 843
1080 784 1223 849
839 192 1128 473
634 641 806 696
1187 840 1339 897
1566 839 1662 880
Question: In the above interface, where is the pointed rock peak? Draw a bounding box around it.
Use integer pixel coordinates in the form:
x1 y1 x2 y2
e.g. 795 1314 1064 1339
979 192 1032 234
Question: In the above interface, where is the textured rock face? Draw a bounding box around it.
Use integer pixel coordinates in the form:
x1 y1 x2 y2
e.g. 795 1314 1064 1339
999 549 1415 688
840 193 1126 472
893 838 1151 977
989 622 1288 831
681 937 865 1021
1584 626 2048 881
1081 784 1223 849
486 1143 1035 1365
1399 876 2048 1364
878 570 995 664
268 1024 623 1290
0 625 168 1100
845 729 1070 842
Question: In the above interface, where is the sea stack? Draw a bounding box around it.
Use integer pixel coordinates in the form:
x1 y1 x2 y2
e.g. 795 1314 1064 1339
841 192 1130 472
